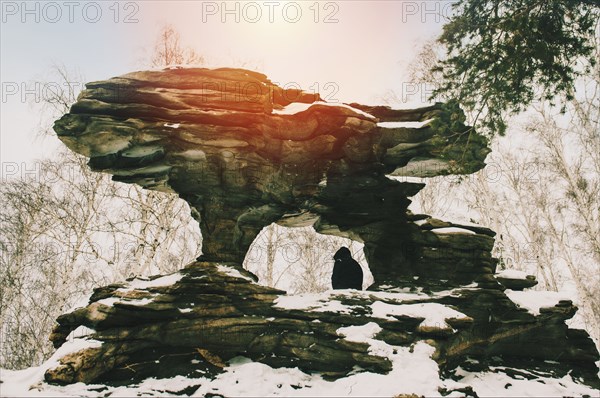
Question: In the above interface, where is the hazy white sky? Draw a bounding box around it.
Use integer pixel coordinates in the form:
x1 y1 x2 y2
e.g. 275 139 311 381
1 1 451 168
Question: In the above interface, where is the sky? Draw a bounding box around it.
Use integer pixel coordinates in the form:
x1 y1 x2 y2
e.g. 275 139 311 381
1 0 451 169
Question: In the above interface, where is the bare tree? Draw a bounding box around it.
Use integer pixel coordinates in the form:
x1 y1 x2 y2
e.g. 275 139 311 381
405 34 600 345
151 24 204 68
0 147 202 368
408 39 446 90
0 153 118 367
1 36 204 369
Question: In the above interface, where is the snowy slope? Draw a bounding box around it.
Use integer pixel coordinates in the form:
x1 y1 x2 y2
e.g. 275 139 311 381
2 348 597 397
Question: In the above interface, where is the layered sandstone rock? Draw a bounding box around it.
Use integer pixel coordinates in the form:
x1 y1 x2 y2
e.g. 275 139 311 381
45 262 598 387
48 67 599 389
54 67 489 282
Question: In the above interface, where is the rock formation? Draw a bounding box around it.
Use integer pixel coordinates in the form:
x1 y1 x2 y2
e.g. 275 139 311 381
47 67 599 391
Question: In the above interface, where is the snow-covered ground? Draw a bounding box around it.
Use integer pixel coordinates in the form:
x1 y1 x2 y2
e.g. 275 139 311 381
504 290 573 316
2 285 597 397
2 342 597 397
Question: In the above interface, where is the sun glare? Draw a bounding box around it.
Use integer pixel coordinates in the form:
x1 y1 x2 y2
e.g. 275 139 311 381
142 0 439 104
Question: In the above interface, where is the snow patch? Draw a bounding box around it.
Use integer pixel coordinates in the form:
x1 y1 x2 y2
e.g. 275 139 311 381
387 175 427 184
504 290 572 316
192 358 313 397
0 336 103 396
432 227 477 235
272 101 313 115
496 269 531 280
371 301 467 328
378 101 437 110
96 297 119 306
217 265 254 281
377 119 434 129
454 366 599 397
54 337 103 358
274 289 473 318
65 325 95 341
97 296 156 307
274 293 355 314
121 273 183 291
192 342 441 397
164 122 181 128
337 322 382 343
273 101 376 119
3 349 598 397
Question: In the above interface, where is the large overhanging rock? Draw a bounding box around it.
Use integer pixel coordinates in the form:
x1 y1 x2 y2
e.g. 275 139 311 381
48 68 600 390
54 67 490 286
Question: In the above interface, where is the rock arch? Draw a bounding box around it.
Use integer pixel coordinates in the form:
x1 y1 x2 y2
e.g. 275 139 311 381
46 68 600 388
243 222 373 292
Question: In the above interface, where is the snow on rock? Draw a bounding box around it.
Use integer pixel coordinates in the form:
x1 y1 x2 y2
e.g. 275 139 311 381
274 289 476 318
274 292 355 314
377 119 434 129
273 290 439 315
495 269 531 280
163 122 180 128
90 273 185 307
378 100 437 110
273 101 376 119
431 227 477 235
65 325 95 342
330 103 376 119
387 175 428 184
363 289 430 301
442 218 488 229
414 218 428 226
119 273 183 291
51 337 103 360
0 337 103 396
271 101 313 115
337 322 382 343
98 297 156 307
3 353 598 397
96 297 120 306
192 342 442 397
336 322 393 359
371 301 467 328
504 290 573 316
216 264 254 281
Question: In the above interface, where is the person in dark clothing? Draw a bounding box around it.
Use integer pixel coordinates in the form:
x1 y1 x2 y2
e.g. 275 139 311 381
332 247 363 290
